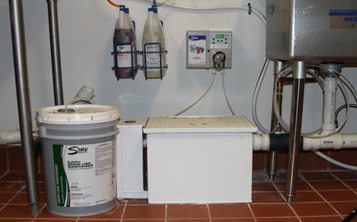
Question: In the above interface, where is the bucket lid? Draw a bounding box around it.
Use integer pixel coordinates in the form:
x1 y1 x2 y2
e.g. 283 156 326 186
36 104 120 125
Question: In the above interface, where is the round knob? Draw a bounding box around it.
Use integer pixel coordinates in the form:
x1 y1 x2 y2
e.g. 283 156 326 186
213 52 226 63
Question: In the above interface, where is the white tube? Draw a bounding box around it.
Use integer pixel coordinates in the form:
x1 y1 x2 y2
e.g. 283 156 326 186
222 70 235 116
314 151 357 171
303 133 357 151
174 70 216 116
139 0 266 26
320 77 337 136
252 134 270 151
0 128 39 145
0 130 22 145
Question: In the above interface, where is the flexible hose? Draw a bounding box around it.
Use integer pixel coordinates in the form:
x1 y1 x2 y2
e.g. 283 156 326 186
314 151 357 171
64 97 96 110
175 70 216 116
272 64 350 138
251 58 270 133
107 0 123 7
222 70 235 116
139 0 266 26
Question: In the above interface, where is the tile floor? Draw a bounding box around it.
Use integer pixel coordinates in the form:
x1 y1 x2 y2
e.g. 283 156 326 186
0 171 357 222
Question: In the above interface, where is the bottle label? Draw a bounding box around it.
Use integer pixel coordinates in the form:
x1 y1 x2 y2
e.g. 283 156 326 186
116 44 136 70
145 43 166 70
53 140 116 207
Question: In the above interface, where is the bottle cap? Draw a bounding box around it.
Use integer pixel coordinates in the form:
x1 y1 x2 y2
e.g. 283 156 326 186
148 5 158 13
120 6 129 14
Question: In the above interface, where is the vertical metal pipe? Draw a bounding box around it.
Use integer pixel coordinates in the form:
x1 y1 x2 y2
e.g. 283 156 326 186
8 0 39 215
47 0 64 105
285 61 306 203
268 60 284 180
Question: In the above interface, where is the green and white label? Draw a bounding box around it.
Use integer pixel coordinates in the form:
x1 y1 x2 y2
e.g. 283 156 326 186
53 140 116 207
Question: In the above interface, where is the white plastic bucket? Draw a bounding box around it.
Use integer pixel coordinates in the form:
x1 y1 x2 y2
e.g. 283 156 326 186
36 104 120 216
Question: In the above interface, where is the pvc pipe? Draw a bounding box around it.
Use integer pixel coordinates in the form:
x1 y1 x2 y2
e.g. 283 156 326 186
253 134 269 151
9 0 39 215
0 130 21 145
320 77 337 136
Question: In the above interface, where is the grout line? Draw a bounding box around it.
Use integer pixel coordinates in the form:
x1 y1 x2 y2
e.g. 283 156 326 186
165 204 167 222
299 172 344 219
1 180 27 211
206 204 212 222
330 171 357 195
120 200 128 222
272 183 302 222
31 204 47 222
247 203 257 222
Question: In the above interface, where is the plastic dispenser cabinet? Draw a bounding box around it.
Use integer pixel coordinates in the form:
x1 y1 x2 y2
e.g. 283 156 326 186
144 116 257 204
112 6 139 80
142 5 168 80
186 30 232 70
266 0 357 62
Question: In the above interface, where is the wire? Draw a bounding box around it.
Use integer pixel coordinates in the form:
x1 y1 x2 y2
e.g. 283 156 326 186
175 70 216 116
107 0 122 7
272 64 350 138
138 0 266 26
222 70 235 116
251 57 270 133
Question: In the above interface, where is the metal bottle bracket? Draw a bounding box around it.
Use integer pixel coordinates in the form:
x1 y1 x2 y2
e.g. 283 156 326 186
111 42 140 80
140 42 168 80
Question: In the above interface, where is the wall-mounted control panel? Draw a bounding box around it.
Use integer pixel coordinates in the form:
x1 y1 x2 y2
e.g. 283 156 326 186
186 30 233 70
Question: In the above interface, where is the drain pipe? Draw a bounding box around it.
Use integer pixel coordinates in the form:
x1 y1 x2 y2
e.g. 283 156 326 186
8 0 39 215
47 0 64 105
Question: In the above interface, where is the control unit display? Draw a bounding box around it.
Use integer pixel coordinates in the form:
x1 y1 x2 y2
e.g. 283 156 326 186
186 30 232 70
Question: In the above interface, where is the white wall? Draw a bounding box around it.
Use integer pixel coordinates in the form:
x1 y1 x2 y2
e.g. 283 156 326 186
0 0 357 135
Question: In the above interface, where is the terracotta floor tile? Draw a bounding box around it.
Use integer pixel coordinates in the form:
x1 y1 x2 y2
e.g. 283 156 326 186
9 192 47 205
344 181 357 190
167 204 209 219
82 201 124 219
299 172 337 181
211 219 255 222
255 218 300 222
35 219 78 221
121 220 165 222
252 183 277 192
0 219 33 222
274 181 312 192
330 201 357 216
209 203 253 218
0 173 26 181
123 205 165 219
252 192 285 203
319 190 357 202
166 219 210 222
0 192 17 204
282 191 324 203
290 203 339 216
300 216 343 222
250 203 295 217
0 204 41 218
331 171 357 180
309 181 349 190
0 181 26 192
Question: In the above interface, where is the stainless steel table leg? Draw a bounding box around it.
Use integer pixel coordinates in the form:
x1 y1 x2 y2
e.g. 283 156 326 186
285 61 306 203
268 60 284 180
9 0 39 215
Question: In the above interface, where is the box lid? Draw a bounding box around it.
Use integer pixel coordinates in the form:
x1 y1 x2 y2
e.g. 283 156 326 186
144 116 257 134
